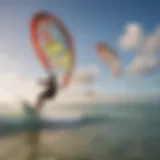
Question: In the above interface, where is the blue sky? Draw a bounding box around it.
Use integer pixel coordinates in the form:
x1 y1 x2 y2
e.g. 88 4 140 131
0 0 159 94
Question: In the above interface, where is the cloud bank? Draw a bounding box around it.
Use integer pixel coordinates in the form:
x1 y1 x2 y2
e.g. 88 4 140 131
119 23 143 51
0 54 40 105
126 54 159 75
71 65 99 85
119 23 160 76
0 53 101 108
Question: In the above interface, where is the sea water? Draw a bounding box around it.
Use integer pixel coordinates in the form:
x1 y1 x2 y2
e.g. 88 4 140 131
0 102 160 160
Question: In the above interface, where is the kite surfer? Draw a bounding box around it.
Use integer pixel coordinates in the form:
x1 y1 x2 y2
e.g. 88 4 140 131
31 12 74 112
36 72 58 111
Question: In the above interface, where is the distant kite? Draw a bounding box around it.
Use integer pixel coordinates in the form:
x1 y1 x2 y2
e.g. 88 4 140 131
96 43 121 79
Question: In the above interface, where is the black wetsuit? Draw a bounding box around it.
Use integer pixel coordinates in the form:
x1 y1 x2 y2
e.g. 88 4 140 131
40 75 58 100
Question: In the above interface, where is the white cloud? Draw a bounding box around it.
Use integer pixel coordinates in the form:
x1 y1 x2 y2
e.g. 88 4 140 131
119 23 143 51
71 65 100 85
141 25 160 55
122 24 160 76
53 65 101 104
53 89 102 104
126 54 159 75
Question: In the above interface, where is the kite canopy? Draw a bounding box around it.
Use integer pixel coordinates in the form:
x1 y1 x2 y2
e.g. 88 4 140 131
31 11 75 88
96 43 121 79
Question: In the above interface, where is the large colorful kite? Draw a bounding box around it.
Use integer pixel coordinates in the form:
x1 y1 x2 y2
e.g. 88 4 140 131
31 12 75 88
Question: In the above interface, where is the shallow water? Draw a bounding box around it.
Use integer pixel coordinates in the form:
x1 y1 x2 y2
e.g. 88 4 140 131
0 102 160 160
